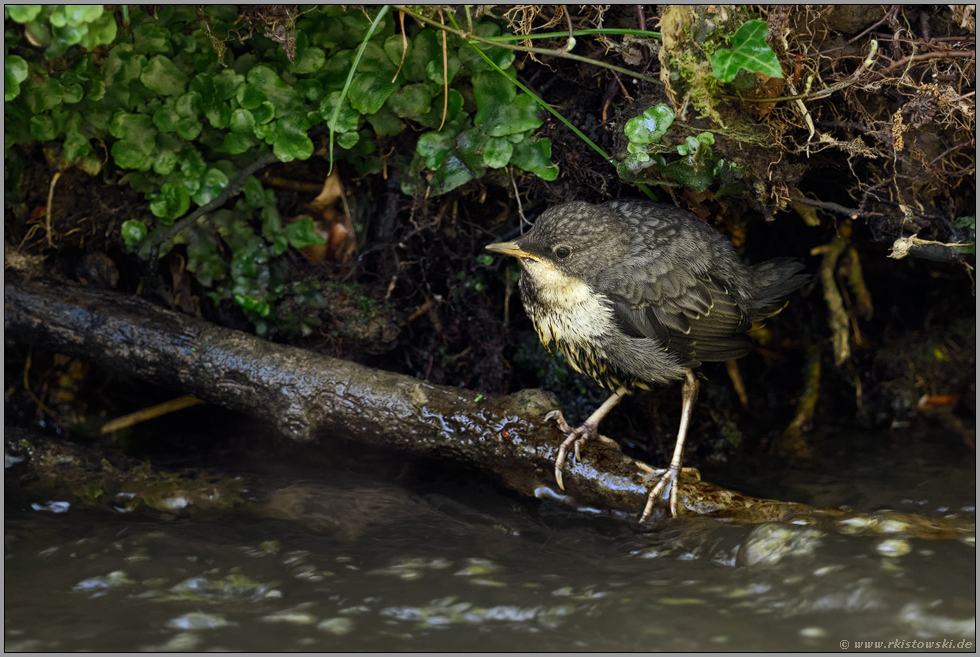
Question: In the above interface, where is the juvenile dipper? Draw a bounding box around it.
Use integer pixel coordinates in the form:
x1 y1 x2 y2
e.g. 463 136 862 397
486 200 807 520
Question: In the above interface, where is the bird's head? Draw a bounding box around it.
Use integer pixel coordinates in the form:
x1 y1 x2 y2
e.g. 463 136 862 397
485 202 630 284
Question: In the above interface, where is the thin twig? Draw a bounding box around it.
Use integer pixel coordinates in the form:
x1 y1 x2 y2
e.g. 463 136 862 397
813 4 900 56
879 49 976 74
148 153 281 269
790 195 864 219
45 171 62 248
393 5 662 86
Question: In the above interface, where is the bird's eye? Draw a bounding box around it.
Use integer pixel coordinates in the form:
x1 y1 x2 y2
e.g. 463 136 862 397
554 245 571 260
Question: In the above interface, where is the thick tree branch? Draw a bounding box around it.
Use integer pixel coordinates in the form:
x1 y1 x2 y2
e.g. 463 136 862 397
4 277 973 539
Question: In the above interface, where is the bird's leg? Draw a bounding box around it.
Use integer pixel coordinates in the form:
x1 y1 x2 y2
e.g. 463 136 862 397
640 371 699 521
548 386 628 490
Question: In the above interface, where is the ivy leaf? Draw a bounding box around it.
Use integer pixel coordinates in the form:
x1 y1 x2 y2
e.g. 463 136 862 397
709 19 783 83
285 216 327 249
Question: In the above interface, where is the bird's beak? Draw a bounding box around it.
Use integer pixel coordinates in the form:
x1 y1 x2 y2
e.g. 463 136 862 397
485 240 535 259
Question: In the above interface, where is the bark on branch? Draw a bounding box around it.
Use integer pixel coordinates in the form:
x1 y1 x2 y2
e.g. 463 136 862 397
4 277 973 539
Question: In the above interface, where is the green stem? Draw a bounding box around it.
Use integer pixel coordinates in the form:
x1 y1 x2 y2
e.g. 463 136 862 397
328 5 390 172
393 5 662 86
487 28 662 41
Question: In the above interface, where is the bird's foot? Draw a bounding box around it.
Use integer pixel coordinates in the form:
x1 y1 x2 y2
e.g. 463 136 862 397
545 409 600 490
637 464 700 522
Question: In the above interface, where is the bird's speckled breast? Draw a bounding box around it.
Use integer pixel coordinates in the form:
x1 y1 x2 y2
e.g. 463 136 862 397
518 261 645 392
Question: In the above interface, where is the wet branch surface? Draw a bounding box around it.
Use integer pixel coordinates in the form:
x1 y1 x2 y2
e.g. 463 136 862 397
5 277 973 539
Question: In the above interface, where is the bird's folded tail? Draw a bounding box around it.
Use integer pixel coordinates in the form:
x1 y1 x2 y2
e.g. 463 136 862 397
747 258 809 320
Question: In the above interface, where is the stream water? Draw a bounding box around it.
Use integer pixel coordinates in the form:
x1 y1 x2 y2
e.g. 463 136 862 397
4 426 975 652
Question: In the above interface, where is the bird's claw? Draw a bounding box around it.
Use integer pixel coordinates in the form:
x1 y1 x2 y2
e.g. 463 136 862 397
545 410 594 491
639 464 683 522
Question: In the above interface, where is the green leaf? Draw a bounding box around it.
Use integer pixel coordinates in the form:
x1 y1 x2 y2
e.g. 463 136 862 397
109 111 157 170
8 5 43 23
625 104 675 145
414 89 464 129
64 131 91 161
62 82 83 103
709 19 783 83
243 176 267 208
29 114 58 141
141 55 188 96
457 22 515 72
246 65 303 117
483 136 513 168
285 216 327 249
175 116 202 140
261 204 283 242
153 100 181 132
132 21 170 55
385 83 433 118
475 92 543 137
347 71 398 115
290 43 325 76
121 219 148 250
58 5 103 25
337 131 359 149
230 108 256 135
4 55 29 101
472 70 544 136
416 130 454 169
24 76 65 113
79 11 117 49
177 146 207 179
511 137 558 181
426 54 461 86
320 91 359 132
234 293 271 318
366 107 404 137
272 118 313 162
212 69 245 100
205 102 232 129
150 183 191 221
152 148 178 175
223 131 256 154
251 101 275 125
192 168 229 205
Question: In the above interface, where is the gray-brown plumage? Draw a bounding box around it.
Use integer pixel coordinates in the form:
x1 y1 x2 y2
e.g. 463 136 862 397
486 200 807 520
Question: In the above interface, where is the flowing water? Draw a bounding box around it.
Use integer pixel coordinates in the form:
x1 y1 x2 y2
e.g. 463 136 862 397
4 427 975 652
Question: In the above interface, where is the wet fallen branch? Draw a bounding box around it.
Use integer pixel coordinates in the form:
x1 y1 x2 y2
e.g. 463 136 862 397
4 277 973 539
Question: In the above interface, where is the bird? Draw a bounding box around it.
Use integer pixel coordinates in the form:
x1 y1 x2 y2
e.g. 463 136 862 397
485 199 808 521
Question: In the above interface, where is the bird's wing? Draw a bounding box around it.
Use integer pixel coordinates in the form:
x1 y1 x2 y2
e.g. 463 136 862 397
601 261 754 367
